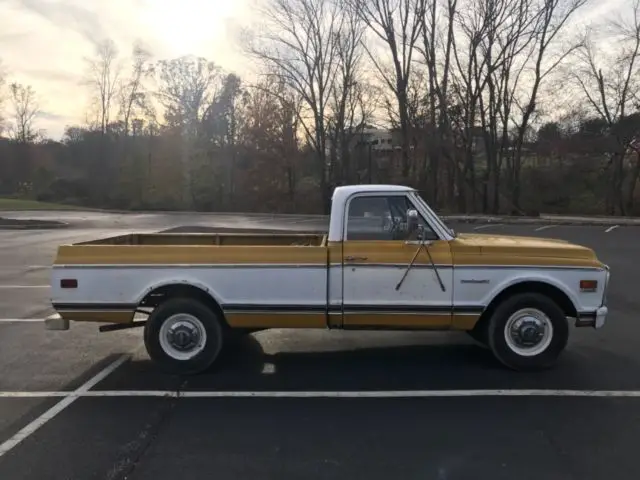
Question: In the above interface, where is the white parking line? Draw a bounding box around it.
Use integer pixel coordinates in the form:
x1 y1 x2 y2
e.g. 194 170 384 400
535 225 556 231
0 355 129 458
0 319 45 323
0 285 49 289
605 225 619 233
473 224 502 231
1 388 640 399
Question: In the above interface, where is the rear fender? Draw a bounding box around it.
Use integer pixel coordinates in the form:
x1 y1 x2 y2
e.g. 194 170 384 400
134 278 224 307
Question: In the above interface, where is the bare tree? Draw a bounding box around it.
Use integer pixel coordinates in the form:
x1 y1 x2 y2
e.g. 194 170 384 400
447 0 490 211
448 0 534 213
6 82 39 194
509 0 588 210
350 0 427 179
444 0 584 213
418 0 459 206
84 39 121 134
473 0 538 213
572 0 640 215
0 60 6 136
9 83 39 143
118 43 153 136
202 73 245 203
241 75 303 204
247 0 344 211
327 6 369 185
155 55 223 205
110 44 154 206
156 56 222 129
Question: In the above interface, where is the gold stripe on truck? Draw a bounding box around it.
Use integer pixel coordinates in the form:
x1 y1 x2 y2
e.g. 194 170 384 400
225 313 327 329
54 245 329 266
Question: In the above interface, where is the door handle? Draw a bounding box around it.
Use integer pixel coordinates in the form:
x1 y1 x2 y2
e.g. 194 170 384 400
345 255 368 262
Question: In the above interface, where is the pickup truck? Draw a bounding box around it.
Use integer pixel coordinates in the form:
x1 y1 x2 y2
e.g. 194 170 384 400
47 184 610 374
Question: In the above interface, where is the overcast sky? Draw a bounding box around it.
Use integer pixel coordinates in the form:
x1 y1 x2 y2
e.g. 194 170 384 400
0 0 629 140
0 0 254 139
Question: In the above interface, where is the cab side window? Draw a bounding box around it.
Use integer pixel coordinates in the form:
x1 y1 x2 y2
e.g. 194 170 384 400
345 195 437 241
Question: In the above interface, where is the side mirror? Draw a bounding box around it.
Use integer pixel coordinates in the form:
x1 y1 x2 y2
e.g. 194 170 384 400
407 209 419 233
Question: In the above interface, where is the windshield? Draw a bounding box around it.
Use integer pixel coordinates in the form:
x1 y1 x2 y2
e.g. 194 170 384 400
410 192 456 238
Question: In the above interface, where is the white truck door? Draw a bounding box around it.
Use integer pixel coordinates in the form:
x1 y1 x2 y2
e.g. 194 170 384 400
340 192 454 329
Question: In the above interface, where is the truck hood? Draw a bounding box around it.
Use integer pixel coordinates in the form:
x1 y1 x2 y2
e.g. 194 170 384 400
454 232 599 261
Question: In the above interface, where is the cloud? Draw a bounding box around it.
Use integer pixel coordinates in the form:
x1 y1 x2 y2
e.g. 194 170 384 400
37 111 67 121
0 31 32 44
19 0 109 45
21 69 79 84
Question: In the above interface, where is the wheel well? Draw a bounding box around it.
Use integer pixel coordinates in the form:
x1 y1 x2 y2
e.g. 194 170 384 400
139 284 228 327
474 281 578 331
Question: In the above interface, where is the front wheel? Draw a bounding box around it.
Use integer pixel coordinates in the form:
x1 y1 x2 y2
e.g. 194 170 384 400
487 293 569 371
144 297 225 375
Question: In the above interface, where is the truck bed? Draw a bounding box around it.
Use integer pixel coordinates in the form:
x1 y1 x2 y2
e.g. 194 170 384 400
77 232 328 247
54 232 330 266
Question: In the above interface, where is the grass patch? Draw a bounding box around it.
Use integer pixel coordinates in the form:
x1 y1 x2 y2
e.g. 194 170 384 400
0 198 90 211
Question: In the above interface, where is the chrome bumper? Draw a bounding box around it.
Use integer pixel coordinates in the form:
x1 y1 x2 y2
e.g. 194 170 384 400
575 264 610 329
594 306 608 329
575 306 608 329
45 314 69 331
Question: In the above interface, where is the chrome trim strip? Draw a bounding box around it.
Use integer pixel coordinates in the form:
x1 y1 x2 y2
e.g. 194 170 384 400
54 309 135 313
222 304 483 315
52 263 605 271
601 267 611 307
53 263 329 269
225 311 325 315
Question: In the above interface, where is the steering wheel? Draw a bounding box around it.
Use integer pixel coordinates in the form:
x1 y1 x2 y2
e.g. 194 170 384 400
386 214 405 240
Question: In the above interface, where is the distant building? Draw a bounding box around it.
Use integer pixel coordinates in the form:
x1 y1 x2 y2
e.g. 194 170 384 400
353 127 394 152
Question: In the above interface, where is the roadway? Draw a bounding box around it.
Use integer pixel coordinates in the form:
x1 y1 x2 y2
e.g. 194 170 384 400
0 212 638 479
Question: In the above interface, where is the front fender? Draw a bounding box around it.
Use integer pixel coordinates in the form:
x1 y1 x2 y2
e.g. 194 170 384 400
481 272 581 313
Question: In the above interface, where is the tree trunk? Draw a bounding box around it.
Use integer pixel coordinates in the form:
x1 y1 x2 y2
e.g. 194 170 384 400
625 153 640 214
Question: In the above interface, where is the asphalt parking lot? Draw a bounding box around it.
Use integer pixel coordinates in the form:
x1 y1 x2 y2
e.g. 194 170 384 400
0 212 639 479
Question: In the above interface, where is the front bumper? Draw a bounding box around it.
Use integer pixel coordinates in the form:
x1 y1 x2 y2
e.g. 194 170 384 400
575 264 610 329
594 306 608 328
575 306 608 329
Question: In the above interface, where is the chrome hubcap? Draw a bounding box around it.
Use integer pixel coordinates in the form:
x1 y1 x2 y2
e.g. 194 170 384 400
159 314 207 361
169 322 199 351
504 308 553 357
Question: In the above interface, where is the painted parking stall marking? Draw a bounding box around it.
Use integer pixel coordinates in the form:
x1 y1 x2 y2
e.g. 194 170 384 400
0 355 130 458
3 389 640 399
0 319 47 323
473 224 503 231
0 285 49 289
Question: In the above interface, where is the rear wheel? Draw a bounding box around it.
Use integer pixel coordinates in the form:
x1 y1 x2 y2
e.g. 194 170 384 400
487 293 569 370
144 297 225 375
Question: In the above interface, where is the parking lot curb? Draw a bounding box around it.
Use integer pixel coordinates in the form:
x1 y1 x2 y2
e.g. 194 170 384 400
0 220 68 230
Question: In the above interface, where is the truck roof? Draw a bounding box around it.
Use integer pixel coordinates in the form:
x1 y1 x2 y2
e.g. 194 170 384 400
332 184 415 199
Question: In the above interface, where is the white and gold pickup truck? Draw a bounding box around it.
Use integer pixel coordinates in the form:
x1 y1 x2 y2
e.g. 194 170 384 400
47 185 610 374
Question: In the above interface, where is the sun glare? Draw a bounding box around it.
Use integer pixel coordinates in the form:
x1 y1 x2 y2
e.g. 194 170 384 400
142 0 241 56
